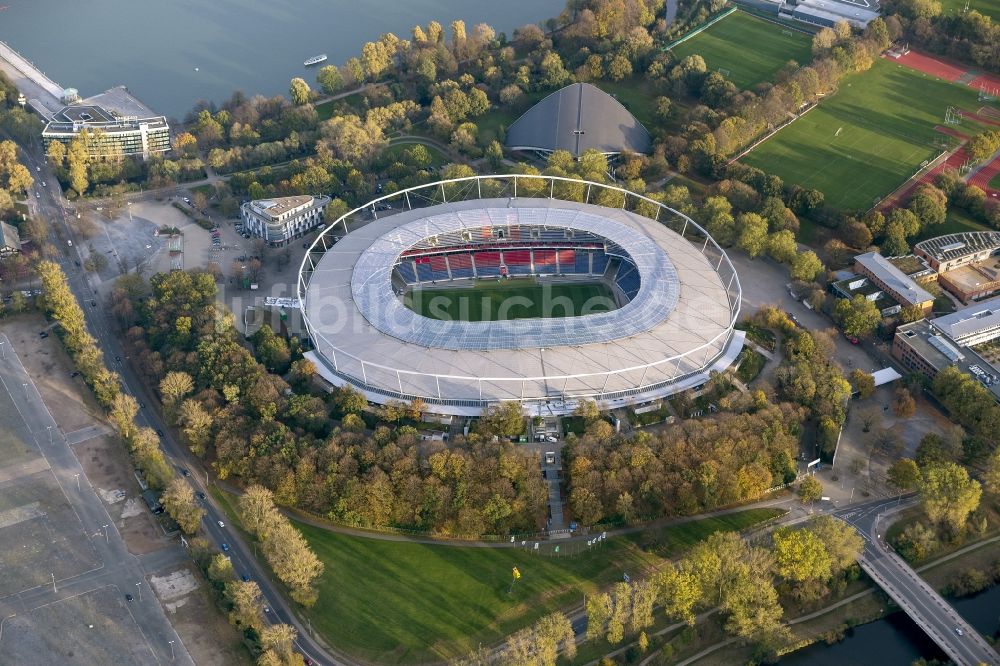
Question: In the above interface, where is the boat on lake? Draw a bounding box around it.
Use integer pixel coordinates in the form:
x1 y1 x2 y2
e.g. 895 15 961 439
303 54 327 66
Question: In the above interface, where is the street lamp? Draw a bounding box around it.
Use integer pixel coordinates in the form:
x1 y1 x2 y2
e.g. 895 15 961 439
51 573 56 593
168 640 174 660
22 382 28 399
102 524 109 543
74 473 80 491
46 425 52 444
136 581 142 601
0 339 5 359
127 201 132 222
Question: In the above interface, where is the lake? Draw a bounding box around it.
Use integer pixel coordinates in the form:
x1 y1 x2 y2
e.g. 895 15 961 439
0 0 567 118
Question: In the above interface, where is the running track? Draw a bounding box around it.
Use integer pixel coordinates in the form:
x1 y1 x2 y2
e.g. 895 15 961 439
888 49 1000 91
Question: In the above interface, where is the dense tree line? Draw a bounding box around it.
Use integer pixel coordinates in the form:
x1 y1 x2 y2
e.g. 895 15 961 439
565 400 803 524
117 269 548 537
885 0 998 71
584 518 862 655
191 538 304 665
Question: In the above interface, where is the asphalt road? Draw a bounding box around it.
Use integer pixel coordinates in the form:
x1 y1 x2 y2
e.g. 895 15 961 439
21 150 346 665
837 498 1000 666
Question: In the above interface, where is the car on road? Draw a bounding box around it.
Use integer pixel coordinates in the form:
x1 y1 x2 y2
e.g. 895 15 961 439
39 331 48 339
217 520 225 528
303 242 310 248
35 166 40 172
845 334 860 345
221 543 230 552
35 192 39 198
155 429 164 437
42 182 46 187
181 468 190 477
241 574 250 582
183 197 191 203
544 451 555 464
196 492 206 500
125 593 134 602
90 300 97 307
545 435 558 443
955 626 964 636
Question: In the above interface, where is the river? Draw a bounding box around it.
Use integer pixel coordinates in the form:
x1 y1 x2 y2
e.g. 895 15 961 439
782 583 1000 665
0 0 567 118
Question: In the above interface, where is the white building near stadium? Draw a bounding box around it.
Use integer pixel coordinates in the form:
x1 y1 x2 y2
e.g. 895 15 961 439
241 194 331 246
298 176 744 417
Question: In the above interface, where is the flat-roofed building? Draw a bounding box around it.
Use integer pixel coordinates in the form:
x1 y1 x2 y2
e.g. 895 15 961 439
931 296 1000 347
854 252 935 313
914 232 1000 272
893 319 964 378
790 0 880 28
241 194 331 246
0 221 20 257
41 86 170 160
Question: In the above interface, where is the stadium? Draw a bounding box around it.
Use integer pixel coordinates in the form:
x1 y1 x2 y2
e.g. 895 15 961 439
297 175 744 417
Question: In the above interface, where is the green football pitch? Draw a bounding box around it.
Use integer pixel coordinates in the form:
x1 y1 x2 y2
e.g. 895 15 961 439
669 11 813 90
404 278 617 321
743 58 995 211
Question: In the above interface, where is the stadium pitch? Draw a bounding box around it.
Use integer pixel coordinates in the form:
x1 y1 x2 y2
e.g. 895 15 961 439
669 11 812 90
404 278 617 322
743 58 995 211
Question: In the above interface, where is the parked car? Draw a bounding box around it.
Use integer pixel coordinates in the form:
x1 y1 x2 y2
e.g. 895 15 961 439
125 593 134 602
38 331 48 339
222 542 230 552
195 492 206 500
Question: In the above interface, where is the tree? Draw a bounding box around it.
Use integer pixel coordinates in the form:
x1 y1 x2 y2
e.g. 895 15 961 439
849 368 876 398
736 212 769 258
767 230 798 264
918 462 982 533
227 580 265 632
772 527 832 582
159 370 194 417
207 552 235 583
790 250 824 282
261 519 325 607
657 563 700 624
806 515 863 574
888 458 921 492
239 484 281 540
572 398 600 424
485 140 504 170
834 295 881 338
177 398 213 457
500 612 576 666
983 447 1000 497
161 477 205 534
289 77 312 105
258 624 298 663
798 476 823 504
891 387 916 418
477 401 524 437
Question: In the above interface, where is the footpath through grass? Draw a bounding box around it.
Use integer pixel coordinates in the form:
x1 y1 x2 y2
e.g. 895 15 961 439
405 278 617 321
669 11 812 90
743 58 993 211
299 508 782 663
209 485 781 663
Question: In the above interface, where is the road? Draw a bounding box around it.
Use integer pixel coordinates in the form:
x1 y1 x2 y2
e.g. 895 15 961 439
21 148 346 665
837 498 1000 666
0 332 192 665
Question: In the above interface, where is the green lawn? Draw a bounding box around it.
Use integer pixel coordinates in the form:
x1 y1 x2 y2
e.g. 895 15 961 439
381 141 448 167
405 278 617 321
743 58 995 211
590 79 658 129
938 0 1000 17
989 170 1000 190
299 508 783 663
914 208 990 243
209 486 781 663
669 11 813 90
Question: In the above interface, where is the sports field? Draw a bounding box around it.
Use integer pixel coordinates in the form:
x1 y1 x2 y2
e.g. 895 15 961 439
939 0 999 18
743 58 994 211
405 278 617 321
670 11 813 90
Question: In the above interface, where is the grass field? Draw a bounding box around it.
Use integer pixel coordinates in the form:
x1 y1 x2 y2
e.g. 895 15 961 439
938 0 1000 17
743 58 994 211
669 11 813 90
209 487 782 662
914 208 990 243
989 170 1000 190
405 278 617 321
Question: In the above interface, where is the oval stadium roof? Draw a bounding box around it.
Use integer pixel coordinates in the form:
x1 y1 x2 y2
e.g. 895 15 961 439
505 83 652 158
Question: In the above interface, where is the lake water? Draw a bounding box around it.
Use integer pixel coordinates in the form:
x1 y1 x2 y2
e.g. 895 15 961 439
0 0 566 118
782 583 1000 665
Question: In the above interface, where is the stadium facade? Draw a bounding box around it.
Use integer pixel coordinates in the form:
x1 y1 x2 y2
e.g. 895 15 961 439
298 176 743 417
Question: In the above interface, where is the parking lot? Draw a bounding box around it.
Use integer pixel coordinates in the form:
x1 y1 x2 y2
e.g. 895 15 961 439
0 585 155 665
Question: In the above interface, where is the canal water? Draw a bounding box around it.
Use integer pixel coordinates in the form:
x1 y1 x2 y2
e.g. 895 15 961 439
782 583 1000 665
0 0 566 117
